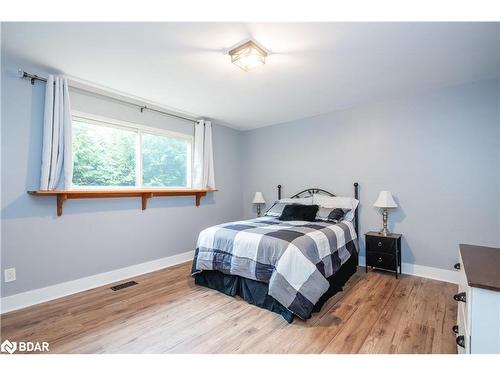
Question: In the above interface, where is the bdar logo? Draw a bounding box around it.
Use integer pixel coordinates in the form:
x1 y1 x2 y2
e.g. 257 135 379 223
1 340 17 354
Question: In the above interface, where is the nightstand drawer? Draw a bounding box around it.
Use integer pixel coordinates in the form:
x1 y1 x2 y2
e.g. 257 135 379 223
367 251 396 271
366 236 396 254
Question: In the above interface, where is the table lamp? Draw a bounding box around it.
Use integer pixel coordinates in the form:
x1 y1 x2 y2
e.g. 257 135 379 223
252 192 266 217
374 191 398 236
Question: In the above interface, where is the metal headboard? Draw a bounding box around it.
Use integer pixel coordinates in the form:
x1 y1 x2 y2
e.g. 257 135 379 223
291 188 335 198
277 183 359 235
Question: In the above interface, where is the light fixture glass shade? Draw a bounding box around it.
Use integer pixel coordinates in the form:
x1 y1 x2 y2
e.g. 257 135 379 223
373 191 398 208
229 41 267 71
252 191 266 204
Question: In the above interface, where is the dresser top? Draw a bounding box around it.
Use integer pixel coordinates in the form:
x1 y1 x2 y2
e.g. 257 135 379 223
460 244 500 292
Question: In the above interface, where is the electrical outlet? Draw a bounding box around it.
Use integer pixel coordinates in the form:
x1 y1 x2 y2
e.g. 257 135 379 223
4 268 16 283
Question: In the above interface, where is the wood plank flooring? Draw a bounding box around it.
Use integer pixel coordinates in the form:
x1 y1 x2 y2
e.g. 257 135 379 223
0 262 458 354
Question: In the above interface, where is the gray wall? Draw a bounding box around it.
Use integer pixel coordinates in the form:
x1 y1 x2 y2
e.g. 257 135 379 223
1 51 243 297
242 79 500 270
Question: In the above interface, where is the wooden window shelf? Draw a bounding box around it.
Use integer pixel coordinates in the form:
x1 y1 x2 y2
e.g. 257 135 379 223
27 188 217 216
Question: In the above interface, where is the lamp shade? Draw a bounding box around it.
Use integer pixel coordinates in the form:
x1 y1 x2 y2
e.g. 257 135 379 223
373 191 398 208
252 191 266 204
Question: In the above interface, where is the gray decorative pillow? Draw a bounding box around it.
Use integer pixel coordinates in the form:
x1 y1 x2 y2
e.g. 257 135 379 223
316 207 350 223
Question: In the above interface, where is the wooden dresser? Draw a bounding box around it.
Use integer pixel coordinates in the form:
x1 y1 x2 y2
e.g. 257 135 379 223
454 244 500 354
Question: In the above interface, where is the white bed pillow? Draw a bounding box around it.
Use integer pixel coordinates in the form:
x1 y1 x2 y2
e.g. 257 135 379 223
312 194 359 221
279 197 313 205
264 197 313 217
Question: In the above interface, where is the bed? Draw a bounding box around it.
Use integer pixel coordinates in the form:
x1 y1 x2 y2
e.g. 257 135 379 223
191 183 360 323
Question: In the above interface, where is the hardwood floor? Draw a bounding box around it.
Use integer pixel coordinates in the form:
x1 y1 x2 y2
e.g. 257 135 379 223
0 262 458 354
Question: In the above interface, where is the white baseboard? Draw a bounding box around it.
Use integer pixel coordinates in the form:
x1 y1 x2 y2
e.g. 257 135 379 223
0 250 195 314
358 256 459 284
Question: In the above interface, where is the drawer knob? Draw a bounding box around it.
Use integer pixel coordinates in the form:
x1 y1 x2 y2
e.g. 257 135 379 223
453 292 466 303
378 257 383 263
452 325 459 334
456 335 465 348
378 242 382 247
454 263 460 270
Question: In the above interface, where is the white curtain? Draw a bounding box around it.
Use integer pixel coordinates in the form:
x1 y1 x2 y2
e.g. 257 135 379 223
192 120 215 189
39 75 73 190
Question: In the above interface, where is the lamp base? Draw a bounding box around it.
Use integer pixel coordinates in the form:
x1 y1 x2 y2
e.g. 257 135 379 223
379 228 391 236
379 208 391 236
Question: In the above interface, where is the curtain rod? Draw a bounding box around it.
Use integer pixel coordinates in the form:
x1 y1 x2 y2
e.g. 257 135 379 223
18 69 198 124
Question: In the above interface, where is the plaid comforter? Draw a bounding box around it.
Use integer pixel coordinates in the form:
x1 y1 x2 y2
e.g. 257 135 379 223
192 217 357 320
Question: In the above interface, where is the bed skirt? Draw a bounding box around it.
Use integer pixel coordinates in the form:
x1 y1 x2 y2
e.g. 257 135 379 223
193 241 358 323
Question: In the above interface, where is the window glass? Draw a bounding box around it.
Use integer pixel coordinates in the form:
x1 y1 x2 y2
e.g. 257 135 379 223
71 116 192 189
142 132 190 187
72 119 136 187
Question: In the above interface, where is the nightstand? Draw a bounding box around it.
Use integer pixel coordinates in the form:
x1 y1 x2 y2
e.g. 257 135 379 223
365 231 402 278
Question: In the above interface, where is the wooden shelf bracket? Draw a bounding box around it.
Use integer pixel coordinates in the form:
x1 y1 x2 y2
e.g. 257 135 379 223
141 192 153 210
56 194 67 216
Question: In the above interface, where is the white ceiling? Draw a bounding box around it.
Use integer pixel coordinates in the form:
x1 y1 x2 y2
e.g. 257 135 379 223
3 22 500 130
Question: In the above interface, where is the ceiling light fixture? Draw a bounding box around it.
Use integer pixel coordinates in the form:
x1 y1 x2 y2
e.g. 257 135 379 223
228 40 268 72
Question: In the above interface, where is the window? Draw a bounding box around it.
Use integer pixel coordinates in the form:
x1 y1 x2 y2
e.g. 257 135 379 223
72 113 192 189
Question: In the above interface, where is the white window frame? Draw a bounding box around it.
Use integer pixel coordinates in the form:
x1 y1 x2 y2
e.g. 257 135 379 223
71 111 193 190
